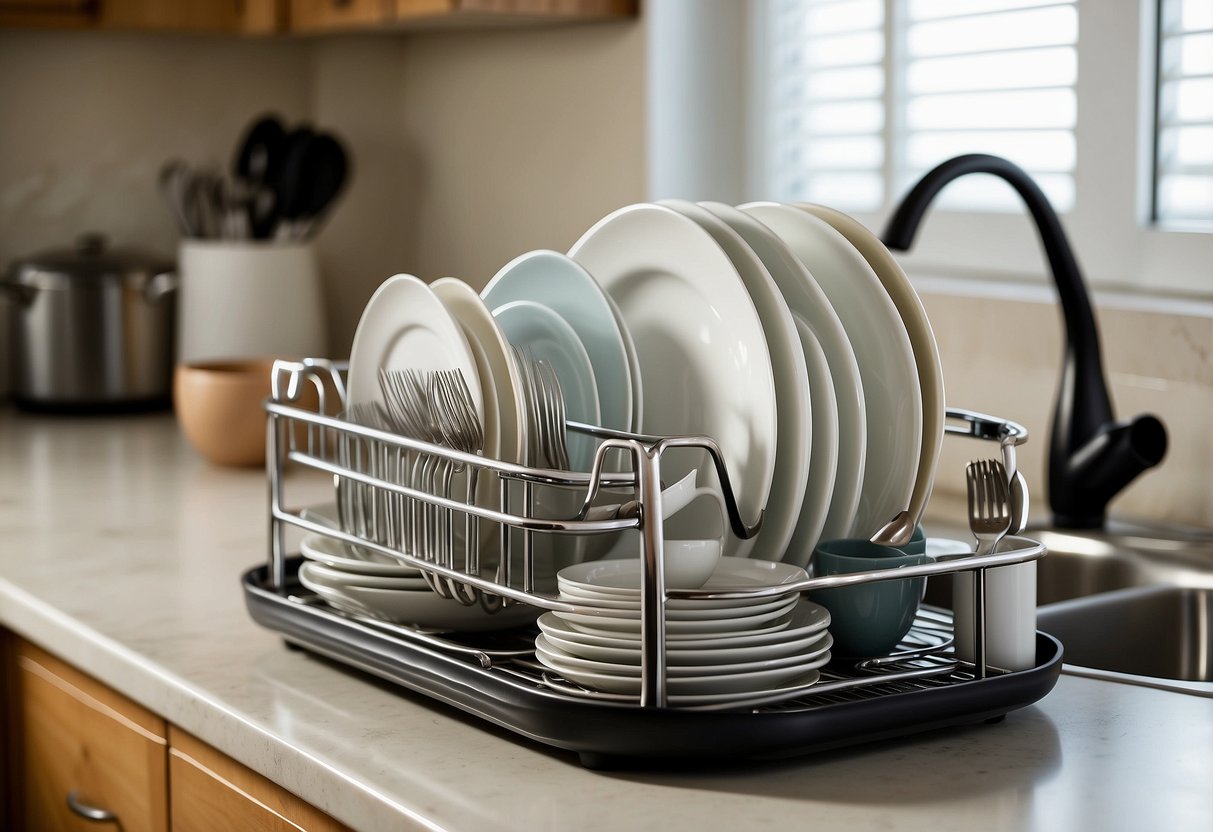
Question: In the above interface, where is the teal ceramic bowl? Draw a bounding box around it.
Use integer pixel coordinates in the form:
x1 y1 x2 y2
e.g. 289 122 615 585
808 538 929 658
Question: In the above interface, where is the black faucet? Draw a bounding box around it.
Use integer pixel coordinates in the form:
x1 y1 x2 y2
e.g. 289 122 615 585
881 154 1168 529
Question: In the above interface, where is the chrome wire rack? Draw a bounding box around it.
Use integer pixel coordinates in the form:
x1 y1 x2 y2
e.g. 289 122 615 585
257 358 1054 726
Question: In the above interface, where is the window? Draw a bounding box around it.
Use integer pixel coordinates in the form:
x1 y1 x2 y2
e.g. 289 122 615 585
1154 0 1213 227
747 0 1213 295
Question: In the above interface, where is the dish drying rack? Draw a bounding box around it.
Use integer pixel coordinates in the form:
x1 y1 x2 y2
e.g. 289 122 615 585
246 358 1061 767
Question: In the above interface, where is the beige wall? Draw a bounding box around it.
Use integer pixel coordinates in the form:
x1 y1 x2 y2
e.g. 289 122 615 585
0 19 646 370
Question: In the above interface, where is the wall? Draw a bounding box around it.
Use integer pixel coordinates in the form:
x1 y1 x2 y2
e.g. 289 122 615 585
0 18 647 373
922 281 1213 527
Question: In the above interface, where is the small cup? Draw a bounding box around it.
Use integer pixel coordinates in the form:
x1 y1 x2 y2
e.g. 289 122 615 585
953 547 1037 672
808 538 928 657
174 359 317 467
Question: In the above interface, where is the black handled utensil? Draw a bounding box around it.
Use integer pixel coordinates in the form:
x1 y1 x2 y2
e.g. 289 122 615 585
233 114 287 239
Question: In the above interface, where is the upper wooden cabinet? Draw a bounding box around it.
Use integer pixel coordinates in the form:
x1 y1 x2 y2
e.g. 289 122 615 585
0 0 634 32
0 0 284 32
287 0 636 32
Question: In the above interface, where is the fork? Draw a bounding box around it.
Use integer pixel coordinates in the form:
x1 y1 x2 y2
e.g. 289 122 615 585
966 459 1012 556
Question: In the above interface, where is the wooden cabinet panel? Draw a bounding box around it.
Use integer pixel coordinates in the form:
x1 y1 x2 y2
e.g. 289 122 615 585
98 0 284 32
169 726 351 832
14 640 169 832
289 0 391 32
0 0 96 28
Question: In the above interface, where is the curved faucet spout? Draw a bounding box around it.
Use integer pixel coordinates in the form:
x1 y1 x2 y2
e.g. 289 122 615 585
881 153 1167 529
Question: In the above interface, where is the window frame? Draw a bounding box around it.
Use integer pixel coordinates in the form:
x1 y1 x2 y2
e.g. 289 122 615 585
740 0 1213 297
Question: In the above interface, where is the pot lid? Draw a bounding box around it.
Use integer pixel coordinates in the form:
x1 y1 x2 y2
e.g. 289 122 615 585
6 234 174 283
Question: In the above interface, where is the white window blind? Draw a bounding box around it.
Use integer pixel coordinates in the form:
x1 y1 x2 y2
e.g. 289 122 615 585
1154 0 1213 227
764 0 1079 214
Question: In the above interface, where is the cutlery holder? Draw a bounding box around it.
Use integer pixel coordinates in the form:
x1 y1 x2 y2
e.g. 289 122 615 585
249 358 1057 763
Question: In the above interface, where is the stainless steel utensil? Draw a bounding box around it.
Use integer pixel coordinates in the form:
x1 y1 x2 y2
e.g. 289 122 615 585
967 459 1013 555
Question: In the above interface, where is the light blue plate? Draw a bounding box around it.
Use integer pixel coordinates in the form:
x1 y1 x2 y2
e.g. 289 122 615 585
492 299 601 472
483 250 635 435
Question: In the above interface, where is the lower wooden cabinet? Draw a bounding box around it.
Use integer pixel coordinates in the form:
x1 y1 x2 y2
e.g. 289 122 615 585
13 640 169 832
5 636 348 832
169 727 349 832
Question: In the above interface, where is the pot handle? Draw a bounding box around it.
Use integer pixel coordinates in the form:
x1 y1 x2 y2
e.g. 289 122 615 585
0 280 36 307
144 271 179 304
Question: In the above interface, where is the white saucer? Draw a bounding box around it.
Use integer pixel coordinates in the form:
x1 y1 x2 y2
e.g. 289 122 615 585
536 647 830 696
556 597 797 635
300 560 431 592
558 556 807 596
299 572 541 632
300 533 422 577
540 635 834 679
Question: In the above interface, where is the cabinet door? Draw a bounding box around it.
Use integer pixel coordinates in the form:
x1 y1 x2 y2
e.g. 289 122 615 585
169 727 351 832
289 0 391 31
0 0 96 28
14 640 169 832
97 0 284 32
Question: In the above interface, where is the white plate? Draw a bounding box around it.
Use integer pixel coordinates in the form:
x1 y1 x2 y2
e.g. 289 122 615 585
569 204 777 558
537 646 830 696
661 200 810 564
537 600 830 654
789 316 839 564
536 631 832 678
555 597 797 635
740 203 922 540
555 593 796 622
558 556 807 596
557 583 782 612
300 533 423 577
346 274 484 424
492 299 601 472
483 250 634 435
698 203 865 549
798 204 945 533
298 572 541 632
432 277 528 467
539 622 832 668
543 670 823 708
300 560 431 592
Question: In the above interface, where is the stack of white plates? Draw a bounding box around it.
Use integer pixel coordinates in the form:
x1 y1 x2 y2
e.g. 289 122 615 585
297 534 539 631
535 558 831 702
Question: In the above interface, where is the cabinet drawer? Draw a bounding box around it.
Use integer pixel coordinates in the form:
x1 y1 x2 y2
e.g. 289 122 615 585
169 727 351 832
14 641 168 832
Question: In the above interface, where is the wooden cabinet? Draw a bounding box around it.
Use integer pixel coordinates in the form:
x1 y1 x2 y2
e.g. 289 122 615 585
0 0 633 31
0 0 284 32
169 727 350 832
290 0 636 32
0 0 96 28
4 637 347 832
11 640 169 832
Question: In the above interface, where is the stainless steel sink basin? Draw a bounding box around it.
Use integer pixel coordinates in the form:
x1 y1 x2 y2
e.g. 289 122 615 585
922 516 1213 695
1037 585 1213 696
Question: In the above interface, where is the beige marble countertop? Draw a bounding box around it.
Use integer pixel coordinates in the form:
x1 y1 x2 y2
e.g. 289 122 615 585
1 410 1211 831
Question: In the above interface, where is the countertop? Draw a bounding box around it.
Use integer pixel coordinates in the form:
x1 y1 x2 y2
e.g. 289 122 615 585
1 410 1211 831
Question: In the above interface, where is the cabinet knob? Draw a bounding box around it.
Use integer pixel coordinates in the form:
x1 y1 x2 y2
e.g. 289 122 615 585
66 790 118 823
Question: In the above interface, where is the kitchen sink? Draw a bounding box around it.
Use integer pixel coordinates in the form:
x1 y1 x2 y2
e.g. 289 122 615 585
922 517 1213 695
1036 585 1212 695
